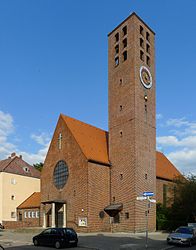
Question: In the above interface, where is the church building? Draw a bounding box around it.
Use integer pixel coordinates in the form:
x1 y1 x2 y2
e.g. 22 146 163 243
41 13 181 232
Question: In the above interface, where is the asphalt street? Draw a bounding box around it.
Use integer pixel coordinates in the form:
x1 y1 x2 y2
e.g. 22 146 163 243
1 229 196 250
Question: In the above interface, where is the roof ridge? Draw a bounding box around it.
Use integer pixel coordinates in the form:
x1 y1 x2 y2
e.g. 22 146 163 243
17 192 39 208
2 156 17 172
60 114 107 133
61 114 88 161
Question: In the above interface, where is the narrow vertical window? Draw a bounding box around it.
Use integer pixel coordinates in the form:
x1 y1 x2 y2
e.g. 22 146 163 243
122 26 127 36
140 38 144 48
115 44 119 55
146 56 150 66
58 133 62 150
123 38 127 48
115 33 119 42
140 25 144 36
115 56 119 66
146 32 150 42
146 44 150 54
123 51 127 61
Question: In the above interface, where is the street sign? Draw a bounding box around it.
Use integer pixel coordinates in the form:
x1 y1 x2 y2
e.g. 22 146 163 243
143 192 154 197
149 199 156 203
137 196 147 201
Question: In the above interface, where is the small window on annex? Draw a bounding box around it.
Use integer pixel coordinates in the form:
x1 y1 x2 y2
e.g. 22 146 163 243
53 160 69 189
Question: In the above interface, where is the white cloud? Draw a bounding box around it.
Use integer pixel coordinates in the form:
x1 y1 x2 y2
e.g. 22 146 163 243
0 109 51 165
157 116 196 175
167 150 196 175
31 133 51 146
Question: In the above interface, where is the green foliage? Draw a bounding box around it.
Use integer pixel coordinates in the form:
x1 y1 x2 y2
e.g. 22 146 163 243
156 174 196 231
33 162 44 172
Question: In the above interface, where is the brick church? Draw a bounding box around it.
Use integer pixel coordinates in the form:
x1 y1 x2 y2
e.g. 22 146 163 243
41 13 181 232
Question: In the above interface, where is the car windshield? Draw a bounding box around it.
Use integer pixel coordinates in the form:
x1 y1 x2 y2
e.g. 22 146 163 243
175 227 193 234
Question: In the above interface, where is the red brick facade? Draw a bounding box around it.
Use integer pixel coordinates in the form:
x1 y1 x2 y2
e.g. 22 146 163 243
108 13 156 232
40 13 181 233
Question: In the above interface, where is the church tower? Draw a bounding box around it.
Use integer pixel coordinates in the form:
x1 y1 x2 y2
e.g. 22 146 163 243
108 13 156 232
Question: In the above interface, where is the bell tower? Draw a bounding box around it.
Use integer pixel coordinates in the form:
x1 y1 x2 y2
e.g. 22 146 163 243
108 13 156 232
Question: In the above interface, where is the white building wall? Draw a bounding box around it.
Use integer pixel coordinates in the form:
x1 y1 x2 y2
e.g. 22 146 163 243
1 172 40 222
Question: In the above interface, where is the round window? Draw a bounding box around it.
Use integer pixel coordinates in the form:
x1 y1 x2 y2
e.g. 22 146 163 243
53 160 69 189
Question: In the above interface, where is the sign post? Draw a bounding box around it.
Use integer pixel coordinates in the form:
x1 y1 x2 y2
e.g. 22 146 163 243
136 192 156 249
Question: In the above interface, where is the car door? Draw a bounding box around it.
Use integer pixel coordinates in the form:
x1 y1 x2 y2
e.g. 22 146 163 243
38 228 52 246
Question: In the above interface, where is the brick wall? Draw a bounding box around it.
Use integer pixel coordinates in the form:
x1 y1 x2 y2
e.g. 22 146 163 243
108 13 156 232
88 162 110 232
41 116 89 232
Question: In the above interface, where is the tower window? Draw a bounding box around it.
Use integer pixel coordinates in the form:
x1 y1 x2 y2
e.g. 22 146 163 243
140 38 144 48
119 78 122 85
123 51 127 61
123 38 127 48
145 173 148 180
120 173 123 180
120 131 123 137
115 33 119 42
140 50 144 61
122 26 127 36
146 56 150 66
115 45 119 55
125 212 129 219
115 56 119 66
120 105 122 111
140 25 144 36
146 44 150 54
146 32 150 42
11 195 15 200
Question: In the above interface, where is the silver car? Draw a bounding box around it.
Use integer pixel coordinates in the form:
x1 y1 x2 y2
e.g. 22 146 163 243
167 226 196 247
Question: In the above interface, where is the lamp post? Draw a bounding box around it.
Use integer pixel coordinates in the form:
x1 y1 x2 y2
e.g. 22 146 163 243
136 193 156 249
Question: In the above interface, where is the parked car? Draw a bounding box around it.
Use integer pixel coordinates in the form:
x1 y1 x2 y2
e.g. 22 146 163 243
32 227 78 249
167 226 196 247
0 223 4 230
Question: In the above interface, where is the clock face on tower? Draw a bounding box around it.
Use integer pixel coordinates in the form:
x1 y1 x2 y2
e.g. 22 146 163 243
140 66 152 89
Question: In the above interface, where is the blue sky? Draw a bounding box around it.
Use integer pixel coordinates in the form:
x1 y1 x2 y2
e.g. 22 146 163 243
0 0 196 175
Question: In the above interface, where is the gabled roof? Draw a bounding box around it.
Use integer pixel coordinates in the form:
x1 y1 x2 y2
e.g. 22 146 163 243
61 114 110 165
156 151 182 181
0 154 40 178
17 192 41 209
60 114 182 180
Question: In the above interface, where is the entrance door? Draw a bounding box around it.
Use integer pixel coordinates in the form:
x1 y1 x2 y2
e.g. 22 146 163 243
57 211 63 228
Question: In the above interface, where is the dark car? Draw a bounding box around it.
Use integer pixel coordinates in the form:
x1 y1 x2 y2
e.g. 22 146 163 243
33 227 78 249
167 226 196 247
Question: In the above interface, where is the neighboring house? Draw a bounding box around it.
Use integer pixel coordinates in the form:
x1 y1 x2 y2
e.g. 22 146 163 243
0 153 40 224
17 192 41 227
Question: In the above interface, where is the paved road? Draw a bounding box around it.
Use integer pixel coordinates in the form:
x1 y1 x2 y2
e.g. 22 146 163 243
1 229 194 250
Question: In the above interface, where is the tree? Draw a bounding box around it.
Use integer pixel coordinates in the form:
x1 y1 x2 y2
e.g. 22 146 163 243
157 174 196 231
33 162 44 172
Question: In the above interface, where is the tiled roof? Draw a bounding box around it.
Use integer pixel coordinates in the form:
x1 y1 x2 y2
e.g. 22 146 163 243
61 114 110 165
0 155 40 178
61 114 182 179
17 192 41 209
156 151 182 181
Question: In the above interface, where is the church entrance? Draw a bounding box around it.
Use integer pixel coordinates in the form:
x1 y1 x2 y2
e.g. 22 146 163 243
42 200 67 228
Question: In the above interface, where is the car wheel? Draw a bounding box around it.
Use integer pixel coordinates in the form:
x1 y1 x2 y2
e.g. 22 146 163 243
33 239 39 246
55 241 61 249
73 242 78 247
189 240 192 247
